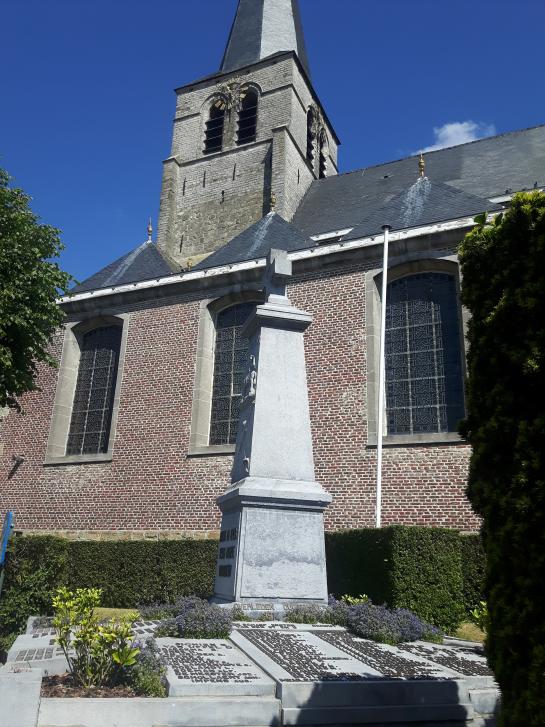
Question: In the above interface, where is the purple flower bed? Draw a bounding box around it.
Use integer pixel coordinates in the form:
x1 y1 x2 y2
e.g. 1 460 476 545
175 597 232 639
328 597 442 644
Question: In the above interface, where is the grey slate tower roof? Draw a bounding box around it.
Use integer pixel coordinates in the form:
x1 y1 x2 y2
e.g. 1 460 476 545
193 212 309 270
220 0 311 77
71 241 178 294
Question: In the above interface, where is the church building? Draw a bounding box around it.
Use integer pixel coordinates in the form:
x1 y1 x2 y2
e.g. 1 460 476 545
1 0 544 539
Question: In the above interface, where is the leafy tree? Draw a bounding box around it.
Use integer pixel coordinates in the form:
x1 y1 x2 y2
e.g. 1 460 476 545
0 168 73 410
459 192 545 726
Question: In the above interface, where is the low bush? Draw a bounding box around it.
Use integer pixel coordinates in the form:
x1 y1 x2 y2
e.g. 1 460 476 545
125 639 167 697
175 597 232 638
346 600 442 645
284 603 327 624
52 587 140 689
231 604 252 621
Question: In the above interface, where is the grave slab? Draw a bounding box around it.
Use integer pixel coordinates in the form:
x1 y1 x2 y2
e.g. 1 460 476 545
157 637 276 697
6 633 68 676
230 627 488 724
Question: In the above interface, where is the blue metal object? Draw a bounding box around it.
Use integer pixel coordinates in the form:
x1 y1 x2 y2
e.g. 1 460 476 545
0 511 14 566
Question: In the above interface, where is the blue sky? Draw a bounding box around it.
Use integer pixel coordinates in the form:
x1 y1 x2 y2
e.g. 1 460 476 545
1 0 543 284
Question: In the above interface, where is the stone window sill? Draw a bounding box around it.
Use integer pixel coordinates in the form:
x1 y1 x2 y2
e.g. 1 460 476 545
187 444 236 458
44 452 113 466
367 432 465 448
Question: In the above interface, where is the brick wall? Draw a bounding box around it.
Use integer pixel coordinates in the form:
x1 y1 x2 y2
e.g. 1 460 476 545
0 257 479 536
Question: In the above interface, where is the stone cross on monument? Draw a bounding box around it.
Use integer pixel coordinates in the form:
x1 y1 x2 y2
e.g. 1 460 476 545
213 249 332 606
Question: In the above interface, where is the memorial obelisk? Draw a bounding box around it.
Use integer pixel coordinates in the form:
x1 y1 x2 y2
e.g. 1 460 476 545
213 249 331 605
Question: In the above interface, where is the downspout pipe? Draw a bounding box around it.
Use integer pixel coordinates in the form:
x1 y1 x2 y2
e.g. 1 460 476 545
375 224 391 529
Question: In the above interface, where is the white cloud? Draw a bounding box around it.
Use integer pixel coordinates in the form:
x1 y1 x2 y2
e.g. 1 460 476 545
419 121 496 152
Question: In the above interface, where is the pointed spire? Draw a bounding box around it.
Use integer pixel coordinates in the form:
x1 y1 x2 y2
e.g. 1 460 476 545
220 0 310 77
147 217 153 242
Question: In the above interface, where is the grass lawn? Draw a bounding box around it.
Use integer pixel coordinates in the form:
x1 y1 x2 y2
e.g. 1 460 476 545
95 607 140 620
453 621 485 643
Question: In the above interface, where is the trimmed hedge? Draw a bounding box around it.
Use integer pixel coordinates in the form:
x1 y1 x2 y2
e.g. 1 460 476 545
327 525 476 632
1 526 484 645
459 191 545 726
67 540 217 607
0 536 217 645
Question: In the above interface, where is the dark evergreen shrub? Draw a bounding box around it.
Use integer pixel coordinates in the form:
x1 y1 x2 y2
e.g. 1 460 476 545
459 533 486 611
459 192 545 726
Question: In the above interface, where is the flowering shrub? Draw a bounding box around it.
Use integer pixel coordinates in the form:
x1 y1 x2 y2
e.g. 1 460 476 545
231 604 252 621
52 587 140 688
346 600 442 645
175 597 232 639
126 639 167 697
284 603 327 624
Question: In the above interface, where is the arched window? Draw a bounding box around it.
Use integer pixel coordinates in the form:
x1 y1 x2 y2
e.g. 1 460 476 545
385 273 465 435
237 88 258 144
319 130 328 179
204 98 226 154
306 108 316 164
66 325 122 455
209 303 255 445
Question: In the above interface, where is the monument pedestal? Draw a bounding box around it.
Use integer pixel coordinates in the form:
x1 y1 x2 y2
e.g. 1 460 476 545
213 477 331 604
213 250 332 606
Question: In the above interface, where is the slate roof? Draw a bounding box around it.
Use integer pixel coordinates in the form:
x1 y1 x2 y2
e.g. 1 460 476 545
292 124 545 238
193 212 309 270
220 0 310 77
342 178 502 241
71 241 178 294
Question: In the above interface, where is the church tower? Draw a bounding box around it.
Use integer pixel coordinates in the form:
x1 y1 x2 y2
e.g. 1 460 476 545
157 0 339 268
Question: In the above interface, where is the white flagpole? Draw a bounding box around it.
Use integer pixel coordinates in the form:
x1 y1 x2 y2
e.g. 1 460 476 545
376 224 391 528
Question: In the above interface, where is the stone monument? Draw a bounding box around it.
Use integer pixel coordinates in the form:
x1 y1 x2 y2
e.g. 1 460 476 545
213 249 332 605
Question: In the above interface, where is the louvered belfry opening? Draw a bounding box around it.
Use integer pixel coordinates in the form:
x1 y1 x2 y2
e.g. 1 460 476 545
237 88 258 144
66 326 122 455
385 273 465 435
319 132 327 179
209 303 255 446
306 108 316 164
204 99 226 154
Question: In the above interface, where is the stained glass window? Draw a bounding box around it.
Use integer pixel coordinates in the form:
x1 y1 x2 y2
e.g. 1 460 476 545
385 273 465 435
66 326 122 455
209 303 255 446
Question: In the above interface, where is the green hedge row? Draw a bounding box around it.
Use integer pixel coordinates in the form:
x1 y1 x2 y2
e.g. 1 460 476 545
0 536 217 642
326 526 485 632
0 527 484 645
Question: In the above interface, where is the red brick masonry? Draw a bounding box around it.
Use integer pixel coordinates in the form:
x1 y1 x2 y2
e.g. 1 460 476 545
0 259 480 536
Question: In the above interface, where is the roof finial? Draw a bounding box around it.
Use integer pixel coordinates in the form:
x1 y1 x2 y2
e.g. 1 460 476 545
270 191 277 212
147 217 153 242
418 152 426 178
